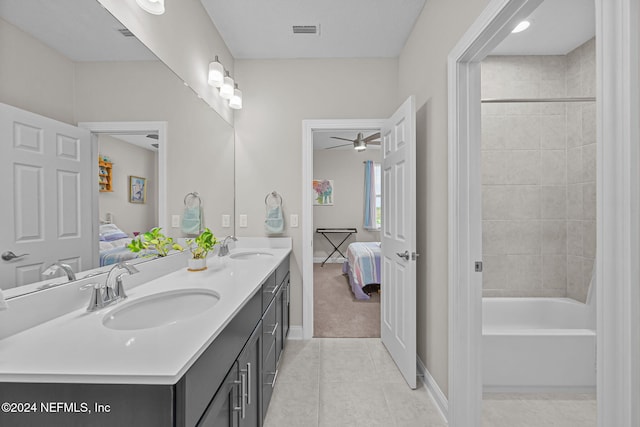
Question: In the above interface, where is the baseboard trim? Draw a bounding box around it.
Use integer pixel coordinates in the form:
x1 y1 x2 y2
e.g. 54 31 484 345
313 257 346 264
417 355 448 423
286 326 304 340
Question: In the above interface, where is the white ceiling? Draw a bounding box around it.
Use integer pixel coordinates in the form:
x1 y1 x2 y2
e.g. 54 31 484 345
0 0 595 67
112 134 159 152
199 0 427 59
491 0 595 55
0 0 157 61
313 129 381 151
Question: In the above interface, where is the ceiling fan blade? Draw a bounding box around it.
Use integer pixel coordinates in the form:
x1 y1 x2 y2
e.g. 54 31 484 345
367 141 381 146
363 132 381 142
330 136 355 142
325 142 352 150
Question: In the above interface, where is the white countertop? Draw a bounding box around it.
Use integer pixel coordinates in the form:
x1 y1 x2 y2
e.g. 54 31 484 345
0 245 291 385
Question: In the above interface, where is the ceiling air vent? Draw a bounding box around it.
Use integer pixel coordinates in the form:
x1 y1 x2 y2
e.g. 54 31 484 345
117 28 135 37
292 25 319 35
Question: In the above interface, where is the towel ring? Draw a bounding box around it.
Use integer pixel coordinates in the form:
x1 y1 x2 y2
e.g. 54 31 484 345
184 192 202 208
265 191 282 206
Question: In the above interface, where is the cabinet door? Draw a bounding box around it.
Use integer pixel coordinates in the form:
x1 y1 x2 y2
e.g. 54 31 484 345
275 285 283 363
283 277 290 341
261 298 278 421
238 321 262 427
198 363 240 427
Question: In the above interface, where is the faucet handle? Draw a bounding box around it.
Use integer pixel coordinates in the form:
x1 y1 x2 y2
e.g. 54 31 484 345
113 275 129 300
80 283 106 312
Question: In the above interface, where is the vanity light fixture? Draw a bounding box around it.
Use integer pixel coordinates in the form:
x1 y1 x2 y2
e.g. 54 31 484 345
136 0 165 15
229 84 243 110
208 56 224 87
512 20 530 33
220 71 235 100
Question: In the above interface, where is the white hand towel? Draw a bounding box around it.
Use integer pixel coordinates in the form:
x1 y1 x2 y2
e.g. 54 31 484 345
265 205 284 235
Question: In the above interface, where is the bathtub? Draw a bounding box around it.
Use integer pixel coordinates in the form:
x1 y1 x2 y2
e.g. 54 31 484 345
482 297 596 392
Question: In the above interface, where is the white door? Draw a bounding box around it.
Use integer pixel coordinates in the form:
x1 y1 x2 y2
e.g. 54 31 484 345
381 96 417 389
0 103 93 290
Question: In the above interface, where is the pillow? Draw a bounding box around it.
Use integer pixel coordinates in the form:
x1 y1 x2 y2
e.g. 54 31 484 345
99 224 128 241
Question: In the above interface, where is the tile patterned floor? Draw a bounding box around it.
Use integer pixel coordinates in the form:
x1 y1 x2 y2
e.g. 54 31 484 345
264 338 447 427
264 338 597 427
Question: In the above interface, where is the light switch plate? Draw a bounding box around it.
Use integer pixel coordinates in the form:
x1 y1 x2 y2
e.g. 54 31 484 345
239 214 248 228
171 215 180 228
222 214 230 228
290 214 299 227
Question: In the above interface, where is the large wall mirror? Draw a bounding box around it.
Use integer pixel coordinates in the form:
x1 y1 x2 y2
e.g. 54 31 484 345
0 0 235 298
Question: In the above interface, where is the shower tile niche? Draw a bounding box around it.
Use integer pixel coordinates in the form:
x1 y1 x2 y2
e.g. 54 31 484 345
481 38 595 302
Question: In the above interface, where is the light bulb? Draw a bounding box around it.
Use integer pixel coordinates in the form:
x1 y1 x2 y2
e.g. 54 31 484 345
229 85 243 110
208 59 224 87
220 75 234 99
512 21 530 33
136 0 165 15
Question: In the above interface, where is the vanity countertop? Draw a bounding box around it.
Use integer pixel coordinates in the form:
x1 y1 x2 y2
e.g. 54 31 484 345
0 245 291 385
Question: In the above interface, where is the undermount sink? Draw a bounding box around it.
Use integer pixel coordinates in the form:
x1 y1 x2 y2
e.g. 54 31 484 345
229 251 274 260
103 289 220 331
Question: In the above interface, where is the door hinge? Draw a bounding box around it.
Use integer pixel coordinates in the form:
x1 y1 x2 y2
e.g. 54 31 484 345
475 261 483 272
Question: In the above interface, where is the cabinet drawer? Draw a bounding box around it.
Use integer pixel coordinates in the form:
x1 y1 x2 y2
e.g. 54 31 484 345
261 272 277 313
261 337 278 421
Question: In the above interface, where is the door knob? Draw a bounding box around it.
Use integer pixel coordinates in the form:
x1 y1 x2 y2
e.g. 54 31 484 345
1 251 29 261
396 251 410 261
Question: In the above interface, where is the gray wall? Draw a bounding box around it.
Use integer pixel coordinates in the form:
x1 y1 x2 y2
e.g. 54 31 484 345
312 148 381 261
480 38 596 302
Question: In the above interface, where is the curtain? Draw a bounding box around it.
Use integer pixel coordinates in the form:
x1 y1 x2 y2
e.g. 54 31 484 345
363 160 377 230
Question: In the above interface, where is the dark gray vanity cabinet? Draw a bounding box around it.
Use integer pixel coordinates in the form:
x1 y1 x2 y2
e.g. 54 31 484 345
261 296 278 421
197 362 240 427
238 320 262 427
260 255 290 421
0 255 290 427
176 290 261 427
282 274 290 343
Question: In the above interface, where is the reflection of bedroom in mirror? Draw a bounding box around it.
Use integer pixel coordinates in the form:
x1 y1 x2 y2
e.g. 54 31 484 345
312 128 382 338
0 0 235 298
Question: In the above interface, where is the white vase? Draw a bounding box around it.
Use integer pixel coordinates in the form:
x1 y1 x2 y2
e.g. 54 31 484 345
187 258 207 271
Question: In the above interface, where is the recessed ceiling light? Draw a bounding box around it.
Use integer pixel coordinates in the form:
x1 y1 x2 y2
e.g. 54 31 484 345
512 20 530 33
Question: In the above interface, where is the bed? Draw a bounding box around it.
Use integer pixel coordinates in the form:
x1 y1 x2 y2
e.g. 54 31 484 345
98 224 139 267
341 241 381 300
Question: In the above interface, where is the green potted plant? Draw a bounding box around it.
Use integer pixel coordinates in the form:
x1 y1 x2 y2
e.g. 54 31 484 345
186 228 218 271
127 227 183 257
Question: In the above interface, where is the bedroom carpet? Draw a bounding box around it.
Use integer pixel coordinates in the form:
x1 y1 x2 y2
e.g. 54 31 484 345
313 263 380 338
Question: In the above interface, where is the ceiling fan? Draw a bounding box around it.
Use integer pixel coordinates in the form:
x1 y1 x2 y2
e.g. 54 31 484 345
326 132 381 151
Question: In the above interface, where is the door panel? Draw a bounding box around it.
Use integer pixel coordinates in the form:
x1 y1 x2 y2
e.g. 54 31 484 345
380 96 417 389
0 103 93 289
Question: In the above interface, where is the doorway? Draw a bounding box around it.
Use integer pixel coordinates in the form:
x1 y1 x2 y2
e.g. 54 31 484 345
79 121 167 233
311 128 382 338
448 0 639 426
302 96 418 390
301 119 386 340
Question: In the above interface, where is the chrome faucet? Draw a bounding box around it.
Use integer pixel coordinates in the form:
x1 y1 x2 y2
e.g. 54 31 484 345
218 235 238 257
83 262 139 312
42 262 76 282
105 262 139 301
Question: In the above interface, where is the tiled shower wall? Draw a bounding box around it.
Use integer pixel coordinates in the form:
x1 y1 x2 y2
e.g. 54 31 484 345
480 38 595 301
